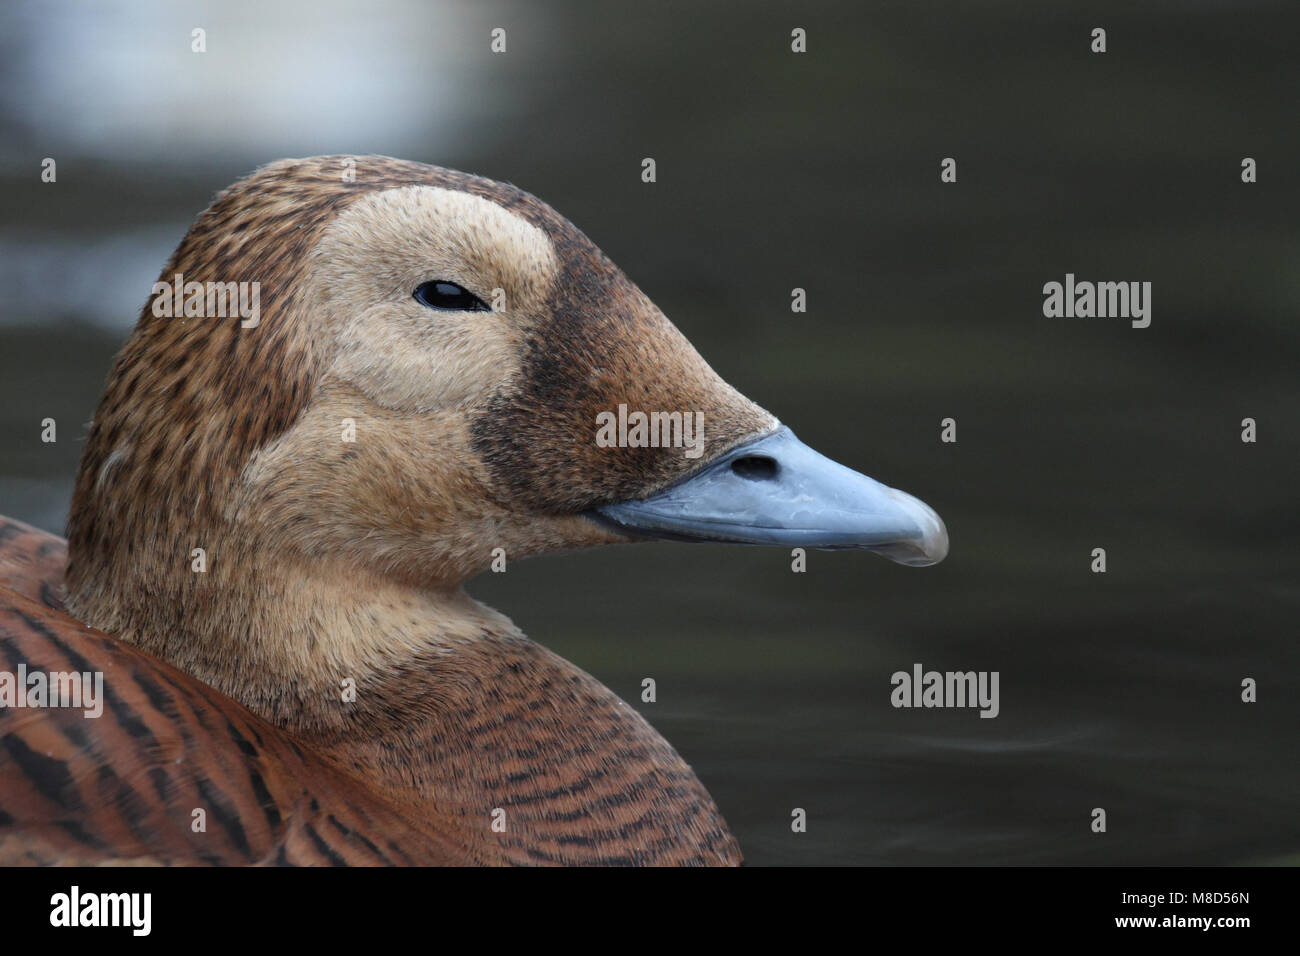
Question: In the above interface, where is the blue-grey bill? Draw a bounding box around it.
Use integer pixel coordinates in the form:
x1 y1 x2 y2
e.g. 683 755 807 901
589 426 948 567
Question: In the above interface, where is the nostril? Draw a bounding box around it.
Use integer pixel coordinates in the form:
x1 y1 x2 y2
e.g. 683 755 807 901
731 455 779 481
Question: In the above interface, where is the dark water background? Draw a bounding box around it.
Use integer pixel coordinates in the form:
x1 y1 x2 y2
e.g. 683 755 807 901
0 0 1297 864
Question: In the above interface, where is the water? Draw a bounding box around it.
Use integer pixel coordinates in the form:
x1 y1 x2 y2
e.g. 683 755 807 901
1 0 1297 865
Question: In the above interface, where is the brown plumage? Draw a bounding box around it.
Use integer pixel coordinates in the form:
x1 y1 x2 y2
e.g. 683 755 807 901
0 521 467 865
1 156 782 865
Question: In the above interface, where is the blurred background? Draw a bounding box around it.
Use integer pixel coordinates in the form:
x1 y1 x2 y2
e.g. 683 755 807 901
0 0 1297 865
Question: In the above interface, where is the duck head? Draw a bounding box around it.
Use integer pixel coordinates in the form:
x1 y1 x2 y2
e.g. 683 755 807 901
67 156 945 617
59 156 950 864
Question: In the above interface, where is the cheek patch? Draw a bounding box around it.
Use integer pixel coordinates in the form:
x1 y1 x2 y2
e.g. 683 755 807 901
332 303 518 412
309 184 560 412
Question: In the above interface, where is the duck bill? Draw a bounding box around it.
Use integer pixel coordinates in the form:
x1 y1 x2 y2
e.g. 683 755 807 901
590 427 948 567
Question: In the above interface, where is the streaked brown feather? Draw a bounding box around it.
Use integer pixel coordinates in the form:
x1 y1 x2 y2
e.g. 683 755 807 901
0 520 477 865
0 516 66 612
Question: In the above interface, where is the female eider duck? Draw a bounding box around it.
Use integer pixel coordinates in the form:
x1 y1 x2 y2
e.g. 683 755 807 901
0 156 946 866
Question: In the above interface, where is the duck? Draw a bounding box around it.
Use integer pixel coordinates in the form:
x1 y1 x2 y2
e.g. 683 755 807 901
0 155 947 866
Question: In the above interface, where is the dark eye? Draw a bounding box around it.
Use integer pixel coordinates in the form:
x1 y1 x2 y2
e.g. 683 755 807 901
413 280 490 312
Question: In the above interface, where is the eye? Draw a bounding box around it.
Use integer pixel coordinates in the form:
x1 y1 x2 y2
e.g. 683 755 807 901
413 280 491 312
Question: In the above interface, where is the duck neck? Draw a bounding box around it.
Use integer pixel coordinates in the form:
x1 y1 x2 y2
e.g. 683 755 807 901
85 551 740 865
